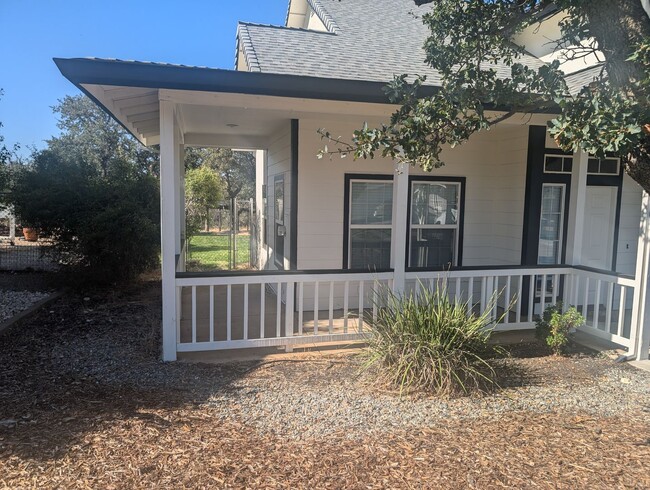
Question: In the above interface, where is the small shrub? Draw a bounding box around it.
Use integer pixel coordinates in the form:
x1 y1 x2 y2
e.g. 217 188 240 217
363 281 508 396
535 302 585 355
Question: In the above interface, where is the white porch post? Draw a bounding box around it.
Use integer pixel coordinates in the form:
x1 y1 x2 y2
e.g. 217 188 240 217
160 100 180 362
631 192 650 361
392 163 410 294
565 150 589 265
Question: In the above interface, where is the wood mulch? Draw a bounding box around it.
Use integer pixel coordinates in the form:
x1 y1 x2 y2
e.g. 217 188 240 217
1 278 649 489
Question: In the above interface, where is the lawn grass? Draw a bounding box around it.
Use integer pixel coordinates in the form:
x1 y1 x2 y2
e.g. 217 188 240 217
187 232 251 270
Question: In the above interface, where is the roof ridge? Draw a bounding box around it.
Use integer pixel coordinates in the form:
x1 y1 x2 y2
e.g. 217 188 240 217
307 0 341 33
237 20 336 35
236 24 262 72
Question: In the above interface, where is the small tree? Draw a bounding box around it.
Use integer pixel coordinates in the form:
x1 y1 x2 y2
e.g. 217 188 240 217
535 303 585 355
185 166 223 234
11 150 160 283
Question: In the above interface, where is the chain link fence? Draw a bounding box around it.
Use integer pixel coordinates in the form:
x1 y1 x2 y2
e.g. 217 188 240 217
185 198 255 272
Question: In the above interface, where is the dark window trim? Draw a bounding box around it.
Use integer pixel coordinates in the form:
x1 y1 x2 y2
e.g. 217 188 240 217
522 126 623 271
405 175 466 271
342 173 394 270
290 119 298 270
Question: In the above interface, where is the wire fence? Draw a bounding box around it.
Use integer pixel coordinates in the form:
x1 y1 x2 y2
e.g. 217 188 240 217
0 238 58 271
185 198 255 272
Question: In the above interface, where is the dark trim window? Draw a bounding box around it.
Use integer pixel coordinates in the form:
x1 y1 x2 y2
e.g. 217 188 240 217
537 183 565 265
346 176 393 270
544 154 573 174
408 178 463 268
588 157 620 176
274 175 285 269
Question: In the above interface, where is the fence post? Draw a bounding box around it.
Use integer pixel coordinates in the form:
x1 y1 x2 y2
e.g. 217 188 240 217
392 163 410 295
632 191 650 361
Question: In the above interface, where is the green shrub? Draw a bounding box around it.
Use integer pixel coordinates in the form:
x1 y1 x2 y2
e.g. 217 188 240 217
535 302 585 355
11 149 160 284
363 281 507 396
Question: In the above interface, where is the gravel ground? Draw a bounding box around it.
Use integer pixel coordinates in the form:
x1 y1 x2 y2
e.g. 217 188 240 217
1 279 650 488
0 289 51 322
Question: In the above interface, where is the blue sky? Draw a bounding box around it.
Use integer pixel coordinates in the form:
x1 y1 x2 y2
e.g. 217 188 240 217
0 1 286 155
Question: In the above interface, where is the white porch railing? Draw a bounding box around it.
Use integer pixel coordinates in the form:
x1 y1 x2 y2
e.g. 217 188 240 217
174 266 637 353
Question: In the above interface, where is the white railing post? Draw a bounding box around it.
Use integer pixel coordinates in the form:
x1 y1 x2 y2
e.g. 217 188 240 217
392 163 410 295
565 150 589 266
160 99 180 361
632 191 650 361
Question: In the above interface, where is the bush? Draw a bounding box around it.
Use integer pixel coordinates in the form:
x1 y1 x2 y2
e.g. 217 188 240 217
11 150 160 284
535 302 585 355
364 281 507 396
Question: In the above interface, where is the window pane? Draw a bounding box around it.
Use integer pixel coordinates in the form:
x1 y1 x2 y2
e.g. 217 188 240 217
350 182 393 225
562 157 573 173
409 229 455 268
600 159 618 174
538 240 560 265
538 185 564 265
411 182 459 225
350 229 391 270
541 186 562 213
544 156 563 172
587 158 599 173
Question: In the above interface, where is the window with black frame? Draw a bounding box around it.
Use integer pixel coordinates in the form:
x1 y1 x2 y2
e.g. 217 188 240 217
348 179 393 270
409 181 460 268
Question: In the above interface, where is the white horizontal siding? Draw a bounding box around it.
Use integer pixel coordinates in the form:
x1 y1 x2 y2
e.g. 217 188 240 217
296 119 529 270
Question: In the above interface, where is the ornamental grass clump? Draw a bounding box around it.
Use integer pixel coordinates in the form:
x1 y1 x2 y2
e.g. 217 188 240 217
363 281 508 396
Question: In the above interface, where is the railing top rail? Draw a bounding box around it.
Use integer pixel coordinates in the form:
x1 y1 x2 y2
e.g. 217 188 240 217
571 264 635 281
177 268 394 279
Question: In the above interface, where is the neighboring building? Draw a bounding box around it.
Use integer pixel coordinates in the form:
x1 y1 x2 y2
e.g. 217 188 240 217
55 0 650 361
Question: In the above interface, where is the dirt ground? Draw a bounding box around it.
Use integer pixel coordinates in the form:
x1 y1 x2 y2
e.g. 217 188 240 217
1 278 649 489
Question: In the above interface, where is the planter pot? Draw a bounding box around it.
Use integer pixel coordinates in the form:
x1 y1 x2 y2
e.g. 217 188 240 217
22 227 39 242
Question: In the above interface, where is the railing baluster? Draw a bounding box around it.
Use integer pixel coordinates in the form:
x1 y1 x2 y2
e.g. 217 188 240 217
455 277 461 304
209 285 214 343
259 282 265 340
467 277 474 316
328 281 334 333
540 274 547 315
605 281 614 333
553 274 559 305
191 286 197 344
176 287 182 343
359 281 364 332
372 286 378 322
504 276 511 324
516 275 523 324
528 275 535 323
594 280 602 330
617 286 626 337
343 281 349 334
285 282 294 338
243 283 249 341
298 281 304 336
276 281 282 338
480 276 487 314
226 284 232 342
313 281 319 335
582 277 590 319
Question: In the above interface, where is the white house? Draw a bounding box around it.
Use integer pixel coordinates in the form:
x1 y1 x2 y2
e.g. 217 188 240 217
55 0 650 362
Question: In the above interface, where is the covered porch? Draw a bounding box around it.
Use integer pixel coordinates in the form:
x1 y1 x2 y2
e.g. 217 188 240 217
53 58 650 362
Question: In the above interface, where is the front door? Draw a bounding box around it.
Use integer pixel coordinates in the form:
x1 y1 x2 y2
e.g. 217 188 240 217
581 186 617 270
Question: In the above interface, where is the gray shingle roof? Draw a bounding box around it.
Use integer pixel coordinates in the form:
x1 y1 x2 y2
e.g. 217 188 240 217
237 0 547 86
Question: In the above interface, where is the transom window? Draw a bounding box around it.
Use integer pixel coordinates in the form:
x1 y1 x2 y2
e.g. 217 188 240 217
544 154 620 176
348 179 393 270
409 181 461 268
544 154 573 174
588 157 619 175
